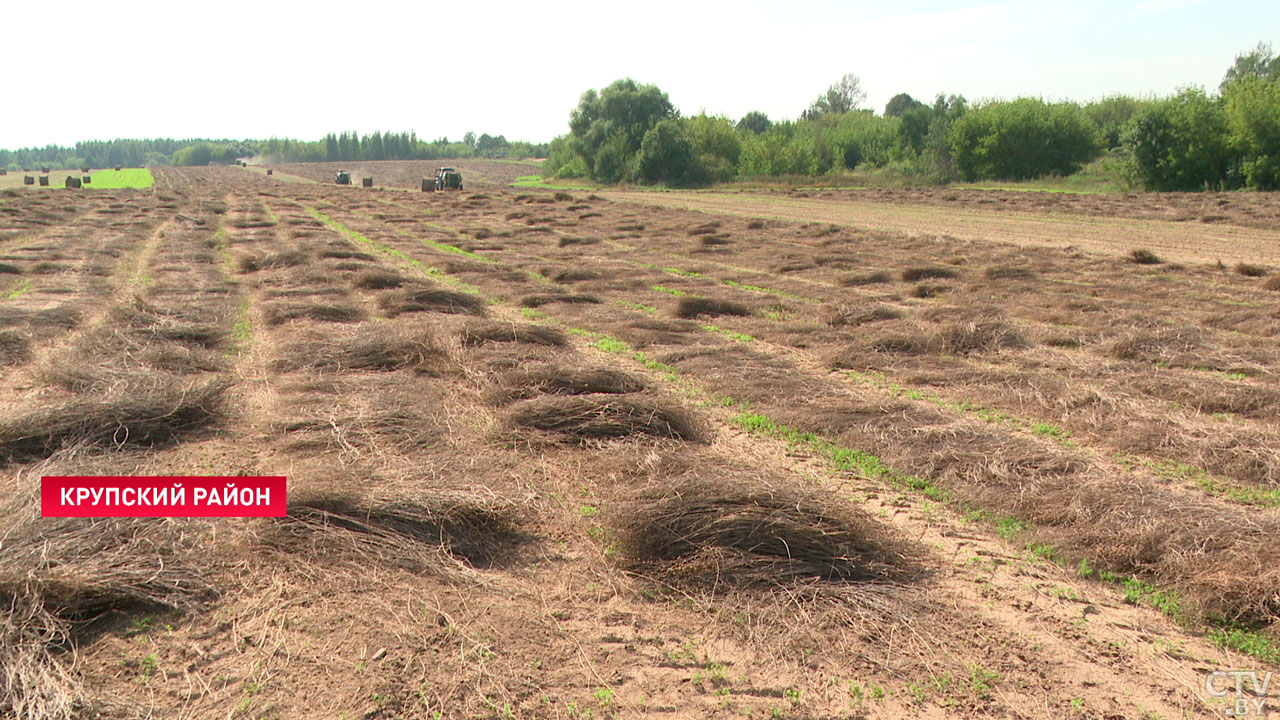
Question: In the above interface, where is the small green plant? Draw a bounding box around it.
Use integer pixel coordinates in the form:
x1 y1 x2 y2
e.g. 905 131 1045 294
996 517 1026 539
593 336 630 354
907 681 927 705
968 665 1001 698
125 616 153 637
783 688 801 705
616 300 657 314
140 653 158 681
1047 585 1080 601
594 687 615 707
1031 422 1071 441
1207 626 1280 663
1027 543 1057 562
5 279 32 300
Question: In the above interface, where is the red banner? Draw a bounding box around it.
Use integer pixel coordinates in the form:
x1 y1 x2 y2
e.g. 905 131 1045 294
41 476 287 518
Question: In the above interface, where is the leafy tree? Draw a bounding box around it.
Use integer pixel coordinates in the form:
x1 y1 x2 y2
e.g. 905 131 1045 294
463 131 476 147
884 93 925 118
541 135 587 178
802 73 866 120
1224 74 1280 189
950 98 1098 180
636 118 701 186
1221 42 1279 91
830 111 896 170
894 104 933 158
1084 95 1153 149
686 114 740 182
738 123 817 176
568 78 674 182
1123 87 1233 190
475 133 510 158
736 111 772 135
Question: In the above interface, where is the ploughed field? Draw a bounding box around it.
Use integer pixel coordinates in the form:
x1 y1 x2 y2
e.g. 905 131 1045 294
2 162 1279 719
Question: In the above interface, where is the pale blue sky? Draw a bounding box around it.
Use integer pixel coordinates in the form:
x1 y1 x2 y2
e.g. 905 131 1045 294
2 0 1274 149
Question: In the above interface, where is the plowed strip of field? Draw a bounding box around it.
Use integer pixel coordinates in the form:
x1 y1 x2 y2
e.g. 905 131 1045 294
614 190 1280 264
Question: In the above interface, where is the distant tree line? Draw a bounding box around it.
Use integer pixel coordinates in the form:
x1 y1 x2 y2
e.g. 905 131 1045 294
260 131 547 163
1 131 548 170
542 43 1280 191
0 139 254 172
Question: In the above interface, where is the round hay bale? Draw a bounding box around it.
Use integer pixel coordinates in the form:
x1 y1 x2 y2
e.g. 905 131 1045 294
80 166 90 173
362 177 373 187
113 165 122 171
37 176 49 187
82 176 92 184
65 176 82 189
422 178 432 192
267 169 273 175
23 176 34 186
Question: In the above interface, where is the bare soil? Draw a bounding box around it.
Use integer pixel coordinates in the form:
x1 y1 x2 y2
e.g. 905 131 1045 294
1 167 1277 720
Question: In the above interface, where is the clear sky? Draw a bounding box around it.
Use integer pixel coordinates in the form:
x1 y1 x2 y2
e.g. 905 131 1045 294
3 0 1275 149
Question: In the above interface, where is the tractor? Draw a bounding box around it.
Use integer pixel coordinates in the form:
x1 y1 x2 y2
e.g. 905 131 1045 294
434 167 463 191
335 170 351 185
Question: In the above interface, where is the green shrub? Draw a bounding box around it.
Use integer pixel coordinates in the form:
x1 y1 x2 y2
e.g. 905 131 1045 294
1123 88 1234 191
636 118 701 186
737 124 817 176
950 98 1100 181
1224 74 1280 190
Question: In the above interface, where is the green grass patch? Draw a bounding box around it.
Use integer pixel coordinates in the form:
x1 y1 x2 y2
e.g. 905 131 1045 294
590 334 677 381
1030 422 1071 441
844 370 1079 445
995 517 1026 540
88 168 154 189
227 296 253 357
653 264 815 303
664 267 702 278
652 285 687 297
511 175 596 191
330 203 493 265
305 207 473 289
701 324 754 343
721 279 814 302
726 410 947 501
1208 627 1280 664
5 278 32 300
615 299 657 314
1194 476 1280 508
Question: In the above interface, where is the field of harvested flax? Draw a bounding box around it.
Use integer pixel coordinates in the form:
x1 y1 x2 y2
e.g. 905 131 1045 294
1 160 1278 719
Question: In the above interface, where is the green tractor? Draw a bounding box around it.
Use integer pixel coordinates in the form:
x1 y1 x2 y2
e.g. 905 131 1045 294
434 167 463 191
335 170 351 185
